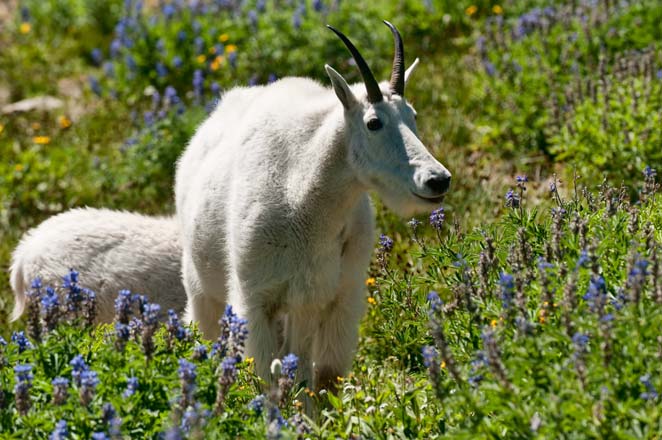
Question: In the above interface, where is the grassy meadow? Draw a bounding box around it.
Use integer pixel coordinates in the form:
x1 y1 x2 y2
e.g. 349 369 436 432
1 0 661 438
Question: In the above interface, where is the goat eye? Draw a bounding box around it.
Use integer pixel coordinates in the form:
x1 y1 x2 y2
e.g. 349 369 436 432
366 118 383 131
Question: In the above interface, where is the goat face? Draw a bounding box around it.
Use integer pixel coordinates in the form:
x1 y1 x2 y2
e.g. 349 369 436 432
327 22 451 217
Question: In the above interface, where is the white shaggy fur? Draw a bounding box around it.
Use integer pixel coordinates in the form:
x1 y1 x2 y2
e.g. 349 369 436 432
176 32 451 389
10 208 185 322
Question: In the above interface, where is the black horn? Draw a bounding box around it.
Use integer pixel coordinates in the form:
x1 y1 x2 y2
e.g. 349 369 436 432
383 20 405 97
327 24 383 103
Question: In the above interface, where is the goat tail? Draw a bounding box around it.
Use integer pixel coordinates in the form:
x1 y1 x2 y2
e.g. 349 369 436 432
9 248 28 322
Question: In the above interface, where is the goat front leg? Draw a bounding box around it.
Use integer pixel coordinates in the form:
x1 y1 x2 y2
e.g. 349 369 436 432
312 292 365 391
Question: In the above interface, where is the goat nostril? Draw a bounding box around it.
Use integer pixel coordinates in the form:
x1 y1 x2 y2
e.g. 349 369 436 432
426 175 451 194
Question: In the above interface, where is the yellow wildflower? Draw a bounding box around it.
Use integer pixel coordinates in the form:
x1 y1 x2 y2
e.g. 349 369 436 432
465 5 478 16
0 124 4 134
219 33 230 42
20 22 31 34
367 297 376 305
15 164 24 172
365 277 376 287
33 136 51 145
58 115 72 129
208 46 217 55
490 319 498 328
196 54 206 64
492 5 503 14
245 357 254 364
441 360 446 369
31 122 41 130
225 44 238 54
210 55 224 71
294 401 303 409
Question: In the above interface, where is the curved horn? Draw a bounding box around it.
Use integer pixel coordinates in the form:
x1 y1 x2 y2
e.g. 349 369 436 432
383 20 405 96
327 24 383 103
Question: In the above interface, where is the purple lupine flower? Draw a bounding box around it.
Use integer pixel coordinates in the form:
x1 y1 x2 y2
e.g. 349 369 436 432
81 288 97 326
166 309 191 348
379 234 394 252
192 344 208 361
49 420 68 440
115 322 130 351
172 56 183 69
51 377 69 405
644 166 657 179
193 69 204 100
313 0 324 12
123 376 139 398
110 39 122 58
178 359 197 408
62 269 85 315
89 76 102 96
583 275 607 313
281 353 298 380
505 189 520 208
248 10 258 29
91 433 109 440
164 86 179 106
228 51 238 68
79 370 100 407
102 402 122 436
483 60 497 77
288 412 312 436
70 354 89 387
427 291 443 314
248 394 266 415
421 345 437 368
266 405 287 439
640 374 659 400
11 331 32 353
115 290 133 324
155 62 168 78
40 286 60 331
162 4 176 19
268 73 278 83
429 207 445 230
499 272 514 310
91 48 103 65
14 364 33 415
141 303 161 359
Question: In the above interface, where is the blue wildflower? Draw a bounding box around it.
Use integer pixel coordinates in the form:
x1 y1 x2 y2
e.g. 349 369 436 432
79 370 100 406
178 359 197 407
49 420 68 439
70 354 89 387
248 394 266 416
155 62 168 78
193 69 204 99
11 331 33 353
162 4 176 19
14 364 33 415
499 272 514 310
640 374 659 400
91 48 103 65
89 76 102 96
114 290 133 324
281 353 298 380
429 207 445 230
123 376 139 398
192 344 208 361
248 9 258 29
52 377 69 405
427 291 443 314
267 405 287 440
421 345 437 368
505 189 520 208
379 234 394 252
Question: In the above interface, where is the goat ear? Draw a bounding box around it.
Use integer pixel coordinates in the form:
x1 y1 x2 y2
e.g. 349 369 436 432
404 58 420 85
325 64 358 109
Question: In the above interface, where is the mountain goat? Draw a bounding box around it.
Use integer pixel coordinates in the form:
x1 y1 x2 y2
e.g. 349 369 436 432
176 21 451 389
10 208 185 322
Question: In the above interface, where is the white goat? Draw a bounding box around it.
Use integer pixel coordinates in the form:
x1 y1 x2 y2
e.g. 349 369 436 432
10 207 185 322
176 21 451 389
